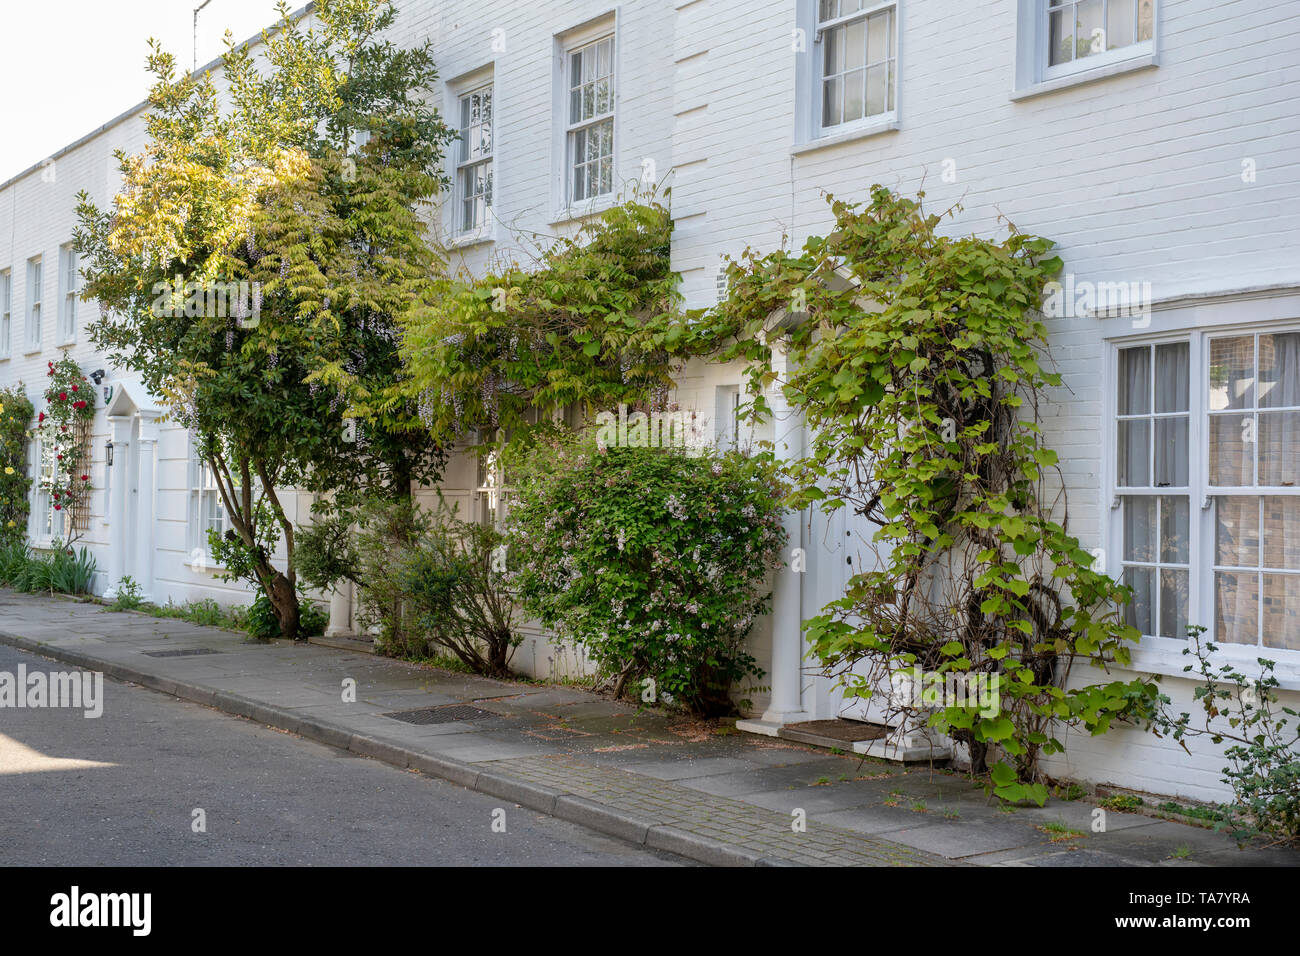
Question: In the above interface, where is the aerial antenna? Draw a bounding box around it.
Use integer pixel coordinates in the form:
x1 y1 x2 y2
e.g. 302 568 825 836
193 0 214 73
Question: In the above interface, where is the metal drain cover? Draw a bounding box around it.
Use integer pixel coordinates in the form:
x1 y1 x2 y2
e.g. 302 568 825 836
383 704 495 725
141 648 223 658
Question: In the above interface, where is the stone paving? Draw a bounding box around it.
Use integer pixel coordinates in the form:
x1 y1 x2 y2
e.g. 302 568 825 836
2 589 1297 867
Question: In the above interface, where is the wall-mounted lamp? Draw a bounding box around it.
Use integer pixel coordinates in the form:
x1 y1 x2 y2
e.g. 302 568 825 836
89 369 106 385
105 439 114 467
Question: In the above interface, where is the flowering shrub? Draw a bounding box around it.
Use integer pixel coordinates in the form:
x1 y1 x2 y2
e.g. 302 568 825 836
508 433 787 716
0 385 34 543
35 358 96 543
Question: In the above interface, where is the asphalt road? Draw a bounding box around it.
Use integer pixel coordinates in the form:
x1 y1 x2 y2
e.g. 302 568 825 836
0 644 688 866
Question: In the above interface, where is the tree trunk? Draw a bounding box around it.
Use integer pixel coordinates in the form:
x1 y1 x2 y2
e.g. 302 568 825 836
265 568 301 641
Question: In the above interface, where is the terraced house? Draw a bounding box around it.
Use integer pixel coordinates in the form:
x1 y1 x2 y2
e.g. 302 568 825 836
0 0 1296 804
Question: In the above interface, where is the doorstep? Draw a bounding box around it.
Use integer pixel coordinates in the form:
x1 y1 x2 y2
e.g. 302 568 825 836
738 717 953 763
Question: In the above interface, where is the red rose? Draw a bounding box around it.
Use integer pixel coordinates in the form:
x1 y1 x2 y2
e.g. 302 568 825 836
73 401 86 409
81 475 88 481
37 412 44 423
52 492 60 500
53 504 61 511
59 392 67 400
71 384 78 392
56 454 63 460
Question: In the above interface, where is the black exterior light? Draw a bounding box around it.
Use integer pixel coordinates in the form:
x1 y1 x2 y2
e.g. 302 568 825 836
90 369 106 385
105 439 114 467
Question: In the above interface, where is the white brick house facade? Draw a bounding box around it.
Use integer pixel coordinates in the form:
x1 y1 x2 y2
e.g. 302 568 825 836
1 0 1297 802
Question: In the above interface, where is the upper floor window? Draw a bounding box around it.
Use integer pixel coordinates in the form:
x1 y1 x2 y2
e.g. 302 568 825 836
456 84 493 235
1110 328 1300 653
26 256 42 351
1048 0 1153 69
816 1 896 131
58 243 78 345
0 269 11 359
566 34 615 203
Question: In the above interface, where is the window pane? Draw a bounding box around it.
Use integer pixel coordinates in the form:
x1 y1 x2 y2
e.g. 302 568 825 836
1123 495 1156 562
1107 0 1135 49
1262 574 1300 650
1208 414 1253 486
1124 566 1155 634
1160 496 1189 564
865 65 887 117
1117 419 1150 486
1160 568 1189 639
1216 496 1259 568
845 19 866 70
1076 0 1104 58
1216 571 1258 644
1154 342 1189 413
824 24 843 77
866 10 889 64
1117 346 1150 415
1259 332 1300 409
1209 336 1254 410
819 0 838 20
1262 496 1300 570
1154 417 1188 486
845 68 866 121
1049 8 1074 66
823 76 842 126
1259 411 1300 487
1137 0 1154 40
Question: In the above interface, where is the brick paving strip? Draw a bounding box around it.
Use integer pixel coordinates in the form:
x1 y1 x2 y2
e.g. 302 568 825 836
0 591 949 867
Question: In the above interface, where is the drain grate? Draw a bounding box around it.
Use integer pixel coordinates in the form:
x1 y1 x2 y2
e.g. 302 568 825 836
141 648 223 658
383 704 496 725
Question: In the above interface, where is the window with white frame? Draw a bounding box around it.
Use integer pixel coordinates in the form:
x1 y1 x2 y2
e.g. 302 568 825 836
456 84 493 235
32 437 62 541
815 1 896 133
26 256 42 351
189 445 231 558
566 34 615 204
1111 328 1300 653
0 269 10 359
1048 0 1153 69
58 243 78 344
474 447 511 529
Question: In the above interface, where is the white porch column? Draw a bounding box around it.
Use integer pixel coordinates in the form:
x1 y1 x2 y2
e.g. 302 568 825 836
325 578 354 638
134 414 159 601
739 338 810 735
103 416 133 598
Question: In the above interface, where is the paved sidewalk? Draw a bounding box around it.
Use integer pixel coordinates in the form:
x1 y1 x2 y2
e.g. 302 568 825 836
2 589 1297 867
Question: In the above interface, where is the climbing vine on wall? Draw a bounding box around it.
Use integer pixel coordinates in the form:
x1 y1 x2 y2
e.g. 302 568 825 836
0 385 35 543
35 358 96 543
690 186 1159 803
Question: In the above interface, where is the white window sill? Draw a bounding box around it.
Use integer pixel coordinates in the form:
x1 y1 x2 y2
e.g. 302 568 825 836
182 556 230 575
550 194 617 225
1011 52 1157 101
446 227 495 250
791 117 900 156
1124 636 1300 692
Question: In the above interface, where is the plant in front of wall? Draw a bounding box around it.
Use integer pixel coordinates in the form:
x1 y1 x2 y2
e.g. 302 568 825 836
35 358 96 547
507 432 787 717
1143 626 1300 846
691 185 1159 805
0 385 34 544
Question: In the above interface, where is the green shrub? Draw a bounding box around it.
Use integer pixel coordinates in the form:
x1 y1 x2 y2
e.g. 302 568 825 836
109 576 145 610
0 385 34 544
244 591 327 640
507 433 787 716
400 496 519 677
0 540 97 595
